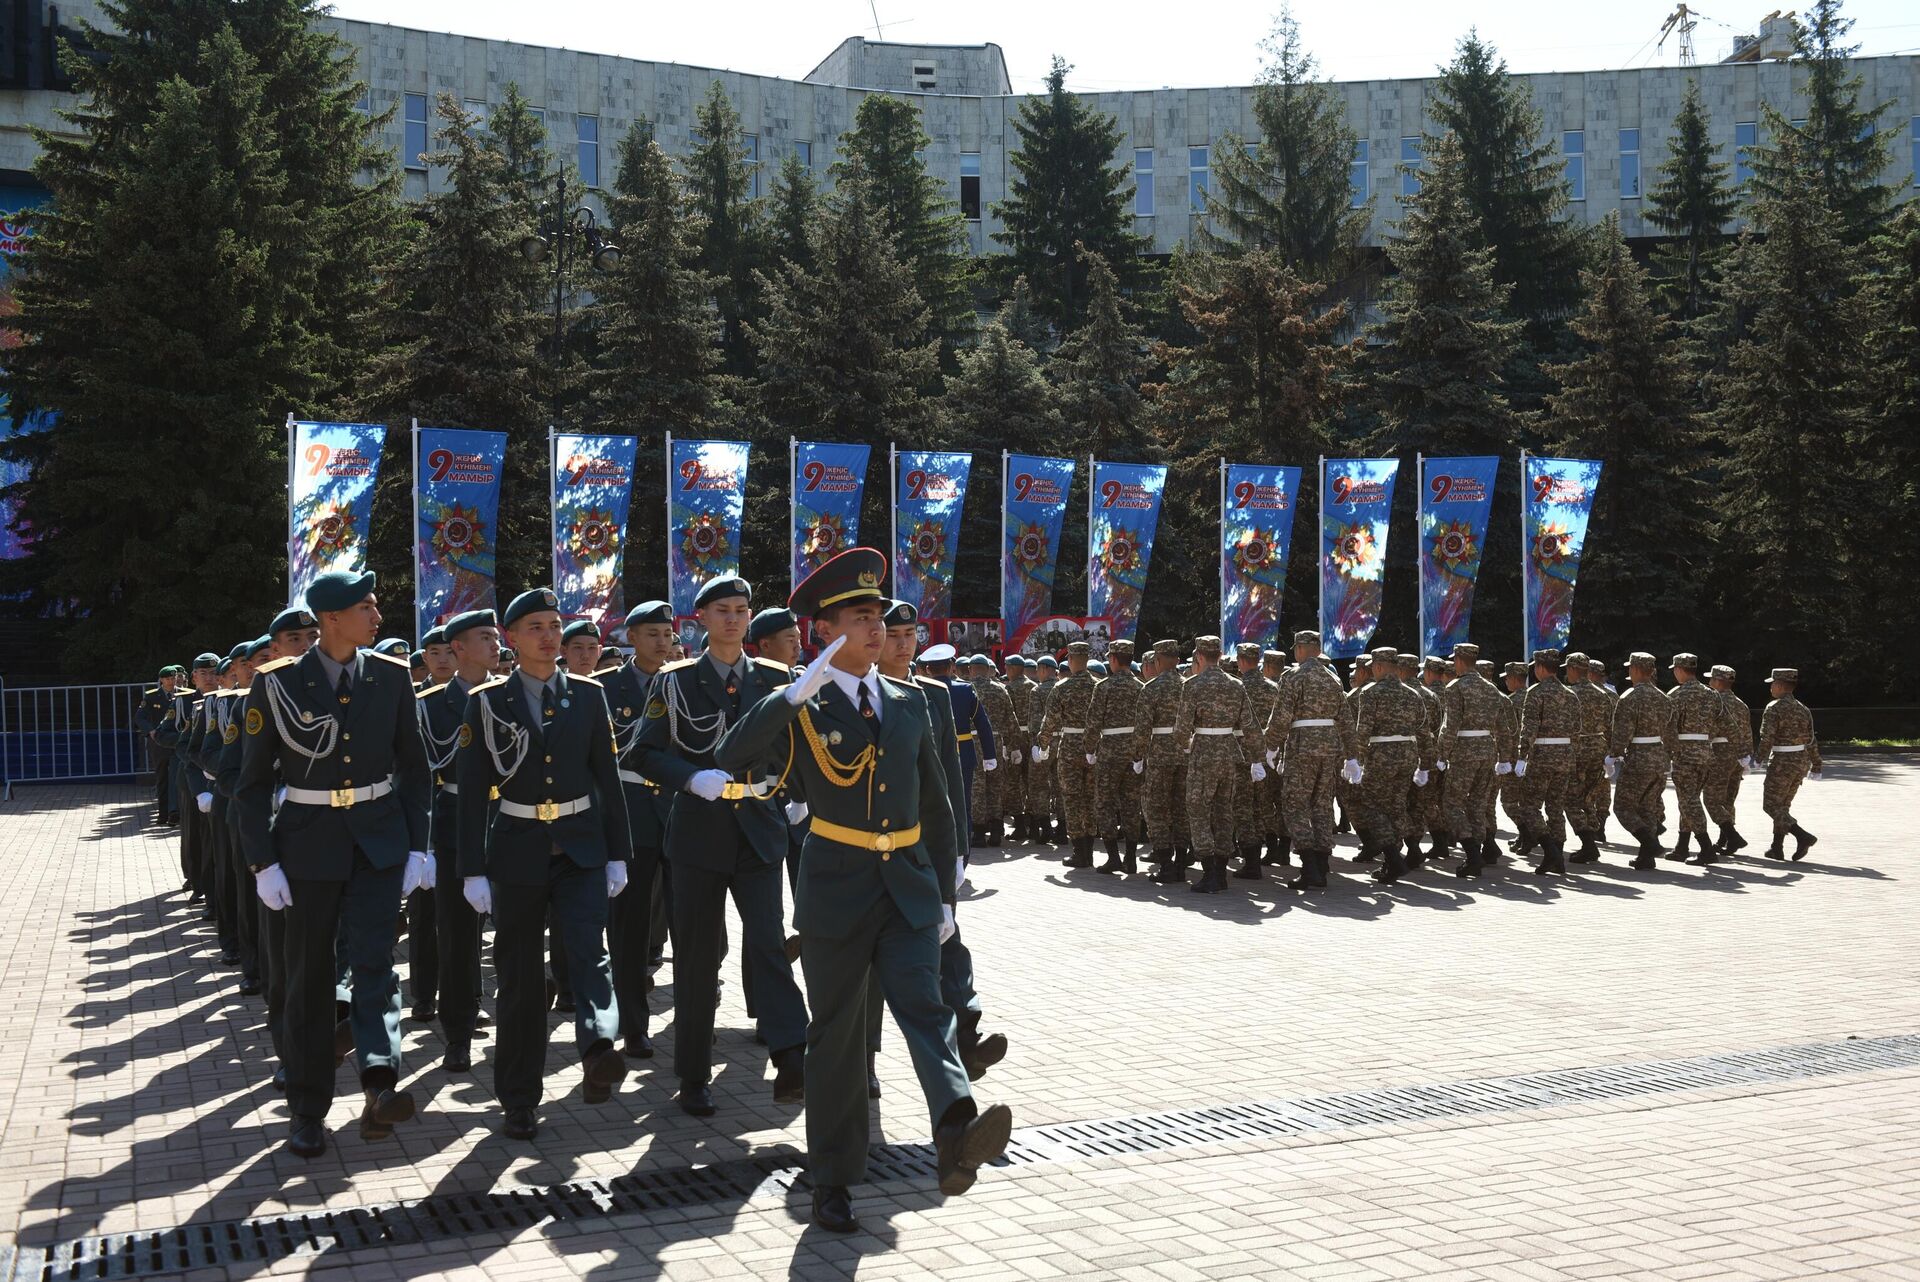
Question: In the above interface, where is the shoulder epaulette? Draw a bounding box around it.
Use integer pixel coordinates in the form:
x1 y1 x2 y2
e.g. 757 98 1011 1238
568 673 603 688
751 656 791 674
415 684 440 700
254 655 298 675
880 673 919 694
659 657 699 673
470 675 510 694
142 687 160 697
913 674 944 690
365 649 411 669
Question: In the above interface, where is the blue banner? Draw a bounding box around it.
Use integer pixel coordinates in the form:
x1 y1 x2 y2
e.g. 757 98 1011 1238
551 434 638 635
667 437 750 619
1087 461 1167 643
1418 456 1499 659
415 427 505 642
792 440 871 591
892 450 970 619
1002 453 1075 648
1220 463 1301 650
1319 458 1398 661
1523 455 1603 656
289 420 386 609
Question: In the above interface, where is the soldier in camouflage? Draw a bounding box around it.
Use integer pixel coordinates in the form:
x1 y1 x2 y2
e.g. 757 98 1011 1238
1705 664 1753 858
1436 643 1514 878
1172 636 1256 894
1038 642 1099 868
1476 658 1502 841
1337 655 1374 838
1349 645 1433 886
1134 640 1188 884
1756 667 1820 861
1264 631 1353 891
1259 650 1292 866
1565 652 1615 864
1499 661 1533 857
1086 639 1146 874
1408 655 1447 865
1230 642 1282 879
1607 652 1675 870
1664 653 1721 864
1002 656 1043 843
969 657 1018 847
1517 648 1582 876
1029 657 1062 842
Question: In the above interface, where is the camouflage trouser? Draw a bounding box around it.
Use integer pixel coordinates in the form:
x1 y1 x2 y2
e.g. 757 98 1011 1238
1184 751 1239 859
971 757 1001 831
999 744 1027 819
1234 756 1279 846
1267 772 1288 839
1763 753 1810 834
1501 768 1535 836
1054 733 1096 837
1092 747 1143 845
1281 745 1340 852
1441 749 1497 843
1703 749 1742 827
1140 752 1182 849
1023 749 1052 820
1485 771 1499 832
1671 745 1712 834
1568 746 1609 838
1613 746 1669 838
1519 746 1575 847
1355 745 1417 847
1173 756 1192 846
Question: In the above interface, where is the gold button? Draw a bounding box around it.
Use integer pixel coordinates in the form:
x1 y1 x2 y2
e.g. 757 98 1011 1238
545 776 554 784
881 852 891 861
545 754 553 763
342 755 352 764
881 818 891 828
878 783 888 793
343 733 351 741
877 749 885 758
342 778 352 786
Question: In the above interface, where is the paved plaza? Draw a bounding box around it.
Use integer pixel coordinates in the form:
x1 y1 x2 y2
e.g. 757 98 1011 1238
2 758 1917 1280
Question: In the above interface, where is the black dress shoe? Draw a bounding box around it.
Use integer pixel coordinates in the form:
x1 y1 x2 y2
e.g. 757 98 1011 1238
582 1045 627 1104
554 992 577 1013
622 1033 654 1059
502 1107 538 1140
270 1067 287 1092
866 1052 882 1100
410 1003 437 1024
962 1032 1008 1082
444 1041 472 1073
934 1103 1013 1195
332 1018 355 1068
359 1086 417 1140
812 1184 858 1233
677 1083 717 1117
772 1049 805 1104
237 977 263 996
287 1116 327 1159
784 934 803 963
475 1011 492 1028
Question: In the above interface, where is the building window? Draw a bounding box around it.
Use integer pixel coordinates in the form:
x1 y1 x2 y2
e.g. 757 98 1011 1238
1564 130 1585 201
743 133 760 198
794 139 812 175
1619 128 1640 198
463 98 488 138
1350 139 1369 208
913 61 936 92
960 152 981 221
1912 117 1919 187
1735 120 1756 186
578 114 600 188
1133 148 1154 217
1189 145 1209 212
1400 136 1421 198
403 92 428 170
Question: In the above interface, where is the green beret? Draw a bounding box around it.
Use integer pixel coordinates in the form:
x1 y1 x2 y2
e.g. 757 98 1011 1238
304 569 375 614
444 609 496 641
373 637 411 657
1087 660 1108 676
693 575 751 610
268 606 317 636
191 652 220 671
226 643 249 662
420 626 449 648
216 657 233 675
503 587 562 629
561 619 601 645
245 635 273 660
624 599 672 628
747 607 800 644
882 598 918 628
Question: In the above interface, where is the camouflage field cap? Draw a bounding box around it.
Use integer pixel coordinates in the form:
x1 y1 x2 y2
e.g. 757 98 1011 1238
1531 648 1563 668
1368 645 1399 664
1588 658 1607 674
1451 642 1480 661
1504 661 1529 678
1066 640 1091 658
1235 642 1261 662
1194 635 1223 657
1293 629 1321 648
1423 655 1448 673
1564 651 1589 667
1770 667 1799 684
1395 652 1419 668
1109 638 1135 659
1476 659 1496 676
1628 651 1658 668
1670 652 1700 672
1152 639 1181 659
1710 664 1735 680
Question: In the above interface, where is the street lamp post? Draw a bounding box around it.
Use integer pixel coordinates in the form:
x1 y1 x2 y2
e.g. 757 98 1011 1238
519 171 620 428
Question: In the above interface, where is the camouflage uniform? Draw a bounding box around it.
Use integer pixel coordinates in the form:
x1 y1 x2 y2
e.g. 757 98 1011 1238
1409 657 1446 854
1477 659 1502 834
1231 643 1282 874
1171 637 1255 893
1004 664 1045 841
1336 660 1374 834
1028 668 1060 836
1499 665 1534 842
1260 652 1291 859
1516 650 1582 874
1133 640 1186 878
1263 633 1354 890
1085 640 1145 870
971 667 1018 843
1704 666 1753 855
1436 643 1514 876
1665 655 1720 861
1038 646 1099 865
1567 653 1616 860
1350 646 1433 884
1757 671 1820 859
1608 657 1675 867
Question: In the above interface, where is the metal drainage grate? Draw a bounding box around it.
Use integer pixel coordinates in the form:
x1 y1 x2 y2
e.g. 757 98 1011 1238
8 1033 1915 1281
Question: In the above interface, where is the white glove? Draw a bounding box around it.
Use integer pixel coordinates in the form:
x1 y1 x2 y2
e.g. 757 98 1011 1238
782 634 846 704
402 851 435 895
956 859 970 891
686 769 730 800
1265 748 1279 768
1341 758 1363 785
1515 760 1529 778
1084 752 1097 765
1010 749 1023 764
784 800 809 824
1603 757 1619 781
254 863 293 911
463 876 493 915
1809 769 1822 781
1495 761 1513 776
1250 762 1267 783
983 758 997 772
1131 760 1144 775
1739 756 1752 770
1031 746 1048 763
937 904 957 945
1413 768 1429 787
1749 758 1764 773
273 784 287 809
195 791 213 814
606 860 629 897
1434 759 1448 771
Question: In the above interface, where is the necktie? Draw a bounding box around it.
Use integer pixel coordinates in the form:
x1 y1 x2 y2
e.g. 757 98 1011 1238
857 678 875 733
336 669 352 706
726 664 741 715
541 683 555 735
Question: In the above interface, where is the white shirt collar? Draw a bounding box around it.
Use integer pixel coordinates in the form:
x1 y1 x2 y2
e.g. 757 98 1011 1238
826 663 881 722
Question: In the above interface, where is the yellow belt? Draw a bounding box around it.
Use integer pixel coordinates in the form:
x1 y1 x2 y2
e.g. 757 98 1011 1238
810 817 922 852
721 779 778 800
956 732 976 742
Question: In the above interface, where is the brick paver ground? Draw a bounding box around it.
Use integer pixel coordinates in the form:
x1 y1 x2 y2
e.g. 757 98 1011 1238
2 758 1916 1279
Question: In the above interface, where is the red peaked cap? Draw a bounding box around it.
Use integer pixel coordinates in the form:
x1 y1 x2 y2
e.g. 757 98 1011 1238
789 547 890 617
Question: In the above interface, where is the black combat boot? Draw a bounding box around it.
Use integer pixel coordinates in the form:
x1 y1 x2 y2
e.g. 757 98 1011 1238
1335 806 1352 834
1353 833 1379 864
1404 837 1427 870
1375 840 1409 885
1534 843 1568 876
1789 824 1818 861
1064 837 1094 869
1722 825 1748 855
1265 835 1292 867
1571 832 1601 864
1456 837 1483 878
1665 832 1692 861
1150 850 1185 885
1764 833 1786 859
1480 836 1502 871
1188 857 1222 894
1313 848 1334 888
1096 838 1123 873
1232 843 1264 880
985 818 1003 847
1687 830 1720 865
1286 855 1314 890
1630 832 1658 870
1427 832 1452 863
1123 840 1139 875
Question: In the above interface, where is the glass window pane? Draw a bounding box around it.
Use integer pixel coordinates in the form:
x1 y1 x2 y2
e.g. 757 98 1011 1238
1563 129 1584 155
1620 153 1639 198
1189 145 1209 212
1400 136 1421 198
403 92 428 170
1564 131 1585 200
578 114 599 188
1134 148 1154 217
1735 121 1756 185
1349 139 1369 209
1619 128 1639 152
794 140 812 174
960 151 981 220
1134 147 1154 172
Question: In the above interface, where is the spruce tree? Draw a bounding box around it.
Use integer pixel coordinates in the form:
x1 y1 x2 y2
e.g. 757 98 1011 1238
1714 131 1870 683
1201 8 1370 292
361 95 546 602
1543 217 1714 660
994 275 1053 353
0 0 405 668
1645 80 1737 323
685 80 765 373
837 95 975 355
767 152 817 273
992 57 1144 329
489 83 555 215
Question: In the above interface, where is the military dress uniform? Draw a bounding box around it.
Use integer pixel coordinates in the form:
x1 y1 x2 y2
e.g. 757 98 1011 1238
136 677 180 825
1133 639 1186 880
1705 666 1753 856
1665 655 1720 862
1349 646 1433 885
1516 650 1582 876
1264 634 1355 891
235 572 431 1157
1171 637 1255 894
1038 644 1099 867
714 549 1012 1234
1756 670 1820 860
190 668 245 963
1085 639 1146 873
1435 643 1514 878
1608 656 1675 868
1231 643 1282 877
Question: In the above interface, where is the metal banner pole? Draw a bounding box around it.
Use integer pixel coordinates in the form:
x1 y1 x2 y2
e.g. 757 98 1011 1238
1417 451 1427 660
548 426 559 594
999 450 1009 630
285 414 297 604
1086 454 1097 621
1519 449 1530 659
1218 458 1228 643
789 436 798 597
1317 454 1326 650
411 419 421 643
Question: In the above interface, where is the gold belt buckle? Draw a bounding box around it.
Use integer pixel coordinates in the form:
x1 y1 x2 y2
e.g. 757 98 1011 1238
330 787 355 809
536 801 561 822
720 782 746 800
873 832 895 852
